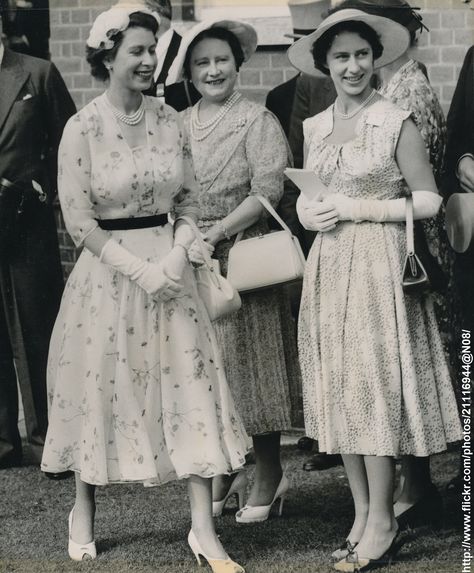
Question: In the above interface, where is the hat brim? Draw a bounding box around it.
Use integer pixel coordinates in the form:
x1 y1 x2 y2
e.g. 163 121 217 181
287 9 410 77
166 18 258 86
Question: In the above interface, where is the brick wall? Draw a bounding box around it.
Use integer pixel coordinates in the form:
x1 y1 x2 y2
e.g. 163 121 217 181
49 0 474 273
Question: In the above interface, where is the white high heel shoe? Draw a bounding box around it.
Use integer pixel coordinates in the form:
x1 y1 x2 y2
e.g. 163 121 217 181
213 471 248 517
68 507 97 561
188 529 245 573
235 473 289 524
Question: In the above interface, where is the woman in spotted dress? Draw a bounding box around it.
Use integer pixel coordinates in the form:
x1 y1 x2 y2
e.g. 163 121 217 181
289 9 462 571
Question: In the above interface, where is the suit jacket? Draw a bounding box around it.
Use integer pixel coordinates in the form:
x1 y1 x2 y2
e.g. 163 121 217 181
443 45 474 199
0 48 76 198
265 74 299 138
143 30 201 111
282 73 336 252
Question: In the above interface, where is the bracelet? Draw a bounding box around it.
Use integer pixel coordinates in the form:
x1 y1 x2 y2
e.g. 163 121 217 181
218 221 231 241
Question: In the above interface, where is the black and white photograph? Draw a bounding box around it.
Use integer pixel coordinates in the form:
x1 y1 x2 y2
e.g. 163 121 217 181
0 0 472 571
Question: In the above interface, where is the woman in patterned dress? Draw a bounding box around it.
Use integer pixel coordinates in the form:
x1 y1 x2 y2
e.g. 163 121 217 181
40 7 249 572
329 0 455 526
288 9 462 570
166 21 300 523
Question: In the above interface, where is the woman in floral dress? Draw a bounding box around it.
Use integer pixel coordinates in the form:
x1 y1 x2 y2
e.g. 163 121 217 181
40 7 248 572
289 9 462 571
167 20 300 523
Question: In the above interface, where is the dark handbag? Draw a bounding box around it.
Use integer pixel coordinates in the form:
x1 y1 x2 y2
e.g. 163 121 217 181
413 219 447 293
402 196 430 294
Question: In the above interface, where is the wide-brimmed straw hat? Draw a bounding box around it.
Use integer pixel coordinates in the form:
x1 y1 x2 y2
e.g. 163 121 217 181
285 0 331 40
166 18 258 85
287 8 410 77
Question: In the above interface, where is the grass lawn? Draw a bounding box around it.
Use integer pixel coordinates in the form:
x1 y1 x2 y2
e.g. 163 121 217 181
0 445 462 573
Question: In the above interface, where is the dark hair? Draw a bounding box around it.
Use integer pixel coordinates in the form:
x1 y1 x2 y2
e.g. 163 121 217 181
328 0 423 46
145 0 172 21
86 11 158 82
182 27 245 80
311 20 383 75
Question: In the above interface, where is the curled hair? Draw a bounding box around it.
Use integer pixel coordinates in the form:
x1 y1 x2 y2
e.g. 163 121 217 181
86 11 158 82
311 20 383 75
183 27 245 80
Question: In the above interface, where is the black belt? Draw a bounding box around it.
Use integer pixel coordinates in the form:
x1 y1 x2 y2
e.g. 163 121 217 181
97 214 168 231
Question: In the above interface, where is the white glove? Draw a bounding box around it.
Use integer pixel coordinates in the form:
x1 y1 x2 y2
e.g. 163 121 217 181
296 193 339 232
100 239 183 301
323 190 442 222
174 220 195 249
162 245 188 281
188 235 215 265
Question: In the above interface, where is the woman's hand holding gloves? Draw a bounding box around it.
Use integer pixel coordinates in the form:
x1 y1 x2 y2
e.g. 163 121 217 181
188 235 215 265
100 239 185 301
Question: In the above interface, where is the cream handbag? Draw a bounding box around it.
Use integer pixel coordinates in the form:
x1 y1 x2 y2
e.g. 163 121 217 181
227 195 306 293
179 216 242 321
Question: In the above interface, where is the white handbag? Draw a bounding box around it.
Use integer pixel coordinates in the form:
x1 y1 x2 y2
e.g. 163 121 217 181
178 216 242 321
227 195 306 293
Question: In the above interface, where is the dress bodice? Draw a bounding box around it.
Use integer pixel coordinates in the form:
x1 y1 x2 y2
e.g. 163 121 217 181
58 94 199 246
181 97 289 221
304 98 411 201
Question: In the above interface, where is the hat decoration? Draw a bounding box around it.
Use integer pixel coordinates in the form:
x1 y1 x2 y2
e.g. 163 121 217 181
87 6 160 50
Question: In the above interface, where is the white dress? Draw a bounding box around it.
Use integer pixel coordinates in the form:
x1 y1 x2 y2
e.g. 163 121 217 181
40 95 249 486
298 98 462 457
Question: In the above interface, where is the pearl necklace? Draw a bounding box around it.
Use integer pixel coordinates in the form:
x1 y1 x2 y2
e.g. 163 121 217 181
334 89 377 120
106 94 145 126
190 92 241 141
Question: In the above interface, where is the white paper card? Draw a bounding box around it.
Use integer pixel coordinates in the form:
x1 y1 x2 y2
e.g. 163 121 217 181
284 168 328 202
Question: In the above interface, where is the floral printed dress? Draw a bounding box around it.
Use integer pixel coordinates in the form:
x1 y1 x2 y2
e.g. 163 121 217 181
40 95 249 486
298 98 462 456
181 97 301 436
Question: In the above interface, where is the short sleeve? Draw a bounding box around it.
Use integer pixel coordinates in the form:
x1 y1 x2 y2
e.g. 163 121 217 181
171 112 201 220
57 113 98 247
245 110 290 207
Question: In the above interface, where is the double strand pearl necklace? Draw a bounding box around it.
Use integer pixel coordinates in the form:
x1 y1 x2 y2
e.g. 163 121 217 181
334 89 377 120
190 91 241 141
106 94 145 126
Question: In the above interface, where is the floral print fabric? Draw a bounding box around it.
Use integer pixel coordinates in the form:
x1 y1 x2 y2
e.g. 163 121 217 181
181 97 301 435
41 95 249 485
299 98 462 456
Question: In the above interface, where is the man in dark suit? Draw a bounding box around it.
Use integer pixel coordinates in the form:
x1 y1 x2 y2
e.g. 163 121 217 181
3 0 50 60
136 0 200 110
0 3 76 469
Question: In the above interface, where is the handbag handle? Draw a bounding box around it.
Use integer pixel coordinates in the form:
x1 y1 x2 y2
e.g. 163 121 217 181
406 196 415 256
234 195 294 244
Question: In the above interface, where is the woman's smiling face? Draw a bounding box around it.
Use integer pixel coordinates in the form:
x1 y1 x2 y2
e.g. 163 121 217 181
107 26 157 92
325 31 374 98
189 37 238 103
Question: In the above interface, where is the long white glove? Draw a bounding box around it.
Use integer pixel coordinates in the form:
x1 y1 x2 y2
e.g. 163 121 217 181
296 193 339 232
100 239 184 301
323 190 442 222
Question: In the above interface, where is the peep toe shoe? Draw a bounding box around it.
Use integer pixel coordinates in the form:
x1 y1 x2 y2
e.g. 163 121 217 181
333 529 412 572
68 507 97 561
213 471 248 517
188 529 245 573
235 473 289 523
331 540 359 561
